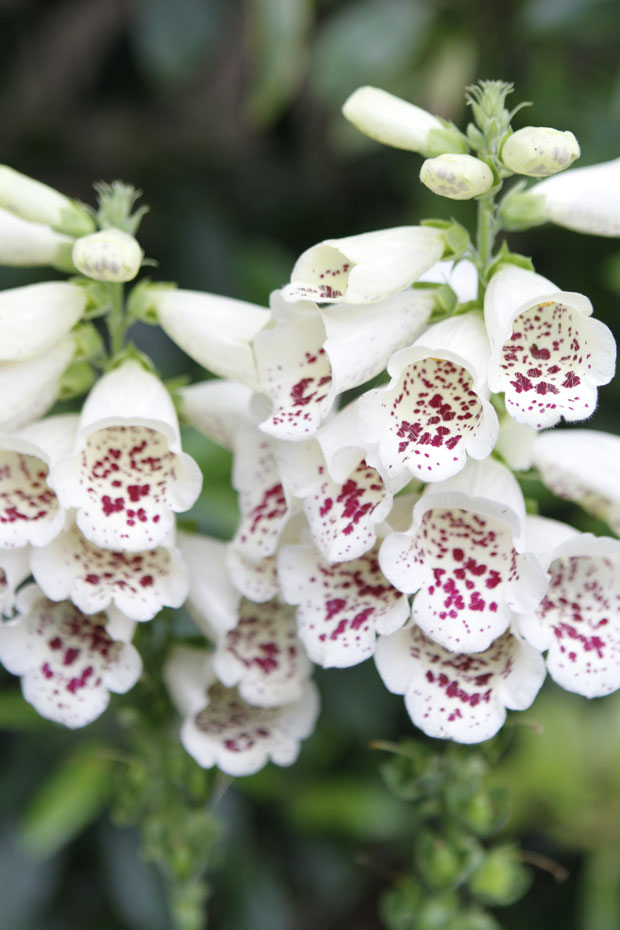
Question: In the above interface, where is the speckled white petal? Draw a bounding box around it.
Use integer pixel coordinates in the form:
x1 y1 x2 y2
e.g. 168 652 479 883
359 313 498 487
225 548 280 603
180 678 320 776
177 531 241 637
529 157 620 237
178 380 254 450
152 288 270 389
30 523 189 621
485 264 616 429
0 546 31 615
278 543 409 668
212 599 312 707
375 625 546 743
282 226 445 304
0 336 76 433
532 429 620 534
0 585 141 728
0 282 87 361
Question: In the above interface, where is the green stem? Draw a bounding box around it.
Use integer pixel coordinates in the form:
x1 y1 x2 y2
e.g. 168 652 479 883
106 282 126 357
476 193 496 301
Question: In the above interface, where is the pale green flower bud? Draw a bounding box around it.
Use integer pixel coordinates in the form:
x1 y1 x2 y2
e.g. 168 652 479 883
420 154 494 200
0 166 95 237
72 228 143 282
342 86 468 157
500 127 580 178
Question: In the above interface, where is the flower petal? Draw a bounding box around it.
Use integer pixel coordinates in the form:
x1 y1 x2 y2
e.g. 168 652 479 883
178 380 254 450
0 546 31 615
0 282 87 361
0 337 76 433
528 157 620 237
177 531 241 636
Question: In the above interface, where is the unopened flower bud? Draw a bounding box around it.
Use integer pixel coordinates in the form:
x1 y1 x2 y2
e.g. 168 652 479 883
0 208 75 271
342 86 468 157
0 166 95 236
501 127 580 178
420 154 494 200
72 228 143 282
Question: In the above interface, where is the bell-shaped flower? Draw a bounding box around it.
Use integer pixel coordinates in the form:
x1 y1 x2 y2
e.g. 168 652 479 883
278 541 409 668
226 548 281 603
253 288 434 441
374 624 546 743
516 516 620 698
0 584 141 728
141 286 270 389
358 312 498 488
495 414 536 471
501 127 580 178
0 413 78 548
0 165 94 236
379 459 548 653
525 156 620 237
0 547 31 615
281 226 445 304
178 380 254 450
485 264 615 429
163 645 320 776
342 86 468 156
0 335 76 433
177 531 241 635
420 154 494 200
0 282 87 362
30 521 189 622
0 207 74 270
50 360 202 551
532 428 620 535
72 229 143 283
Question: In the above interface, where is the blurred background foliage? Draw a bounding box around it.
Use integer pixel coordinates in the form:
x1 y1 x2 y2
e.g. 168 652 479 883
2 0 620 927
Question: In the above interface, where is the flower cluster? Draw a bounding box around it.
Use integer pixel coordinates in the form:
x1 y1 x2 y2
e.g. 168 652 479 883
1 81 620 778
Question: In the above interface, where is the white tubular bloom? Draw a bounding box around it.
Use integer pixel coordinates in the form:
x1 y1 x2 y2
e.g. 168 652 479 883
501 127 580 178
0 207 74 270
532 429 620 534
163 645 320 777
0 413 78 549
0 547 31 615
72 229 143 283
358 312 498 488
342 86 468 156
254 288 433 441
495 415 536 471
0 282 87 361
149 287 270 389
379 459 548 654
178 380 254 450
485 264 615 429
0 336 76 433
527 156 620 236
517 516 620 698
281 226 445 304
177 531 241 637
278 542 409 668
30 522 189 622
374 625 546 744
50 361 202 551
0 585 141 728
420 154 494 200
0 165 94 236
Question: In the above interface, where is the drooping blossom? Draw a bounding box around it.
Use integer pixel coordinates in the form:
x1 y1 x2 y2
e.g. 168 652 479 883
526 156 620 236
0 336 76 433
0 164 94 236
374 624 546 743
0 206 74 270
485 264 615 429
0 282 87 361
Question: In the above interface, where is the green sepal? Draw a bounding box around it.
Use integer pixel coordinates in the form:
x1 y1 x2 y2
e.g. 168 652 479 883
422 218 471 260
58 359 97 400
94 180 149 236
106 341 157 374
415 828 483 892
71 321 105 360
380 877 460 930
446 908 502 930
487 242 534 282
379 740 443 802
413 282 458 316
498 181 547 231
445 782 510 837
468 845 532 907
425 124 470 157
128 278 176 324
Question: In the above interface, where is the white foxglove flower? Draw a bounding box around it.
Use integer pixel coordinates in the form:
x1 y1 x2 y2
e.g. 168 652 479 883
517 516 620 698
30 522 189 622
0 585 141 728
278 542 409 668
0 414 78 549
178 380 254 450
148 287 270 389
0 337 76 434
420 154 493 200
281 226 445 304
212 599 312 707
375 625 546 743
527 157 620 236
359 312 498 487
379 459 548 653
532 429 620 534
0 165 94 236
226 549 280 603
0 207 74 270
50 361 202 551
342 86 468 156
177 531 241 635
254 288 433 441
495 415 536 471
501 127 580 178
0 282 87 361
72 229 143 283
485 264 615 429
164 645 320 776
0 547 31 615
